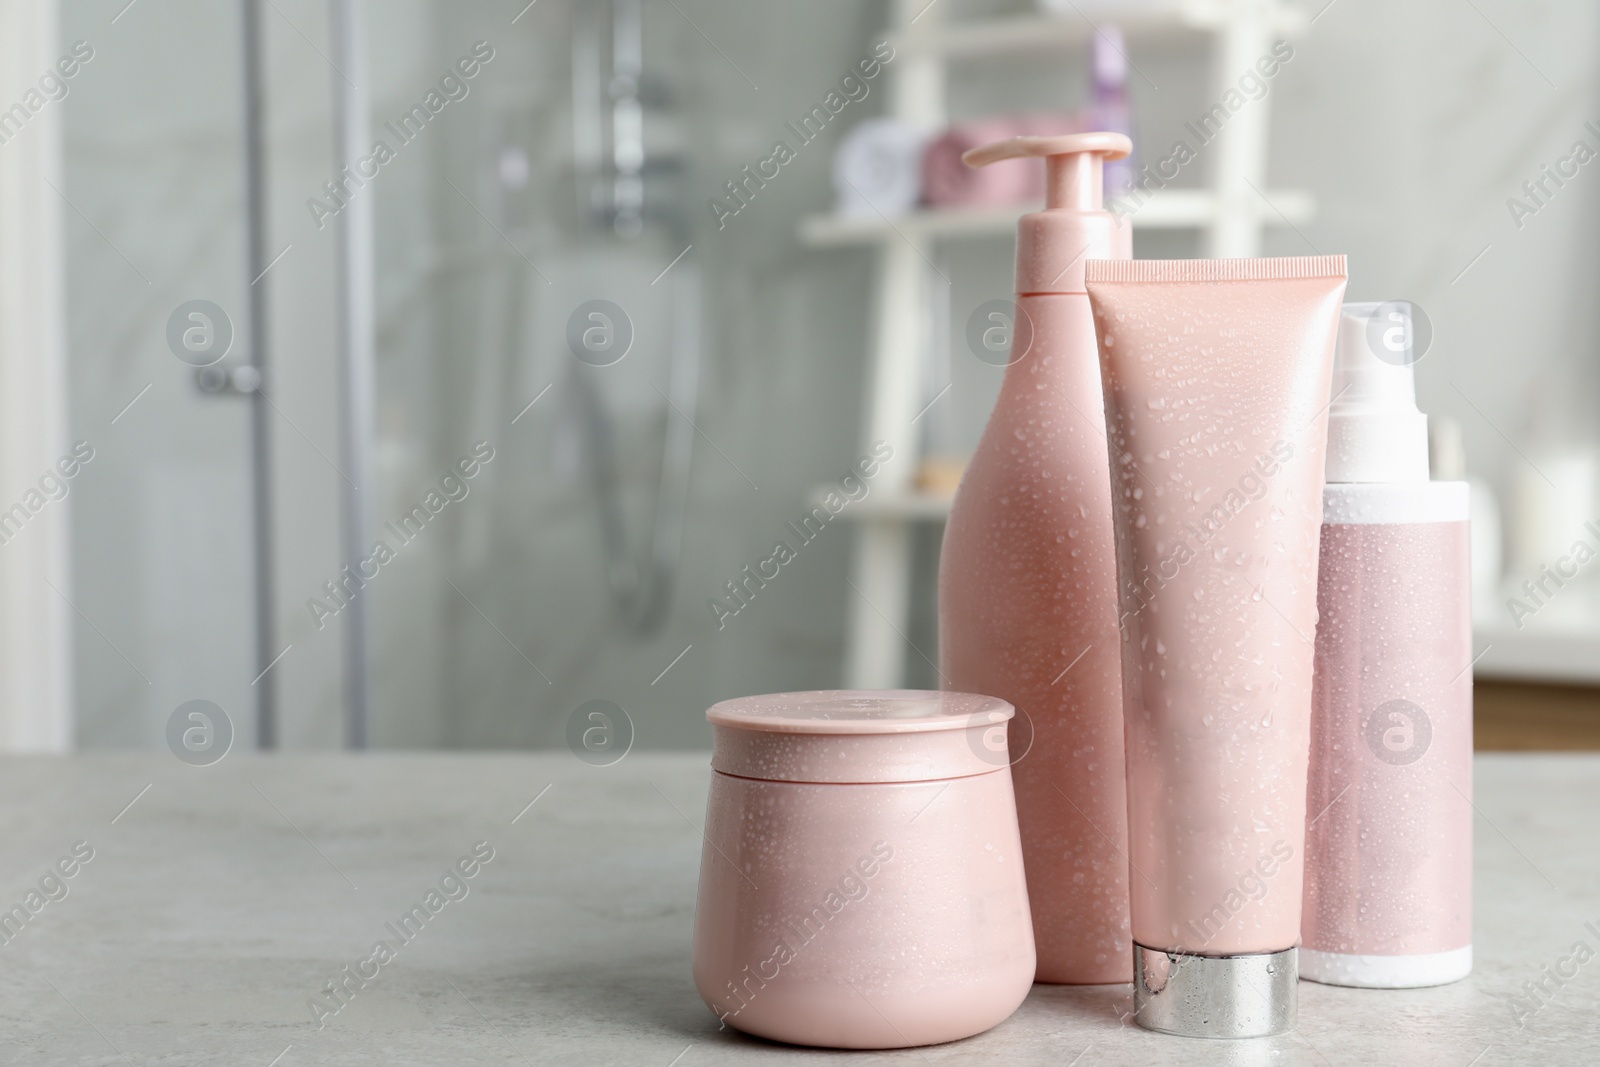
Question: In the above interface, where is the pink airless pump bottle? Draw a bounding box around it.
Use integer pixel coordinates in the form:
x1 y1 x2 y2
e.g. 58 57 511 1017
939 132 1134 985
1301 302 1473 987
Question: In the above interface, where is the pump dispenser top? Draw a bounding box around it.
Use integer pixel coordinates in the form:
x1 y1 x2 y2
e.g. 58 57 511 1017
962 132 1132 296
1324 302 1431 484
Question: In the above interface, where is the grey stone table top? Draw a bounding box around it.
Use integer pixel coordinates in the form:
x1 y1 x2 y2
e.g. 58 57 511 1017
0 752 1593 1065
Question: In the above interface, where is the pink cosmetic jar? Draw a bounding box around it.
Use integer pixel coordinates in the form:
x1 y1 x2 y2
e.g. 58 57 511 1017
691 689 1036 1049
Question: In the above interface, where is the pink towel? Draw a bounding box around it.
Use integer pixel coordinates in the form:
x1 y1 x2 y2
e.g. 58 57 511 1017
921 112 1084 208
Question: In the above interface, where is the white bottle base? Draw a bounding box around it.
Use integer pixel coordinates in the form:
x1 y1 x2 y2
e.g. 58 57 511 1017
1299 945 1472 988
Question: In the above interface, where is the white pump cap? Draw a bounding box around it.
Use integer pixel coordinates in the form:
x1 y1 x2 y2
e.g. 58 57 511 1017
1324 302 1431 484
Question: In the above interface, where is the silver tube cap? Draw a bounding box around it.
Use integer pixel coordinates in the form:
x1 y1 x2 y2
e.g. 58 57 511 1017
1132 944 1297 1039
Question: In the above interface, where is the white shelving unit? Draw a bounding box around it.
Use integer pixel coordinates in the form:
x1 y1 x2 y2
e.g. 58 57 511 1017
815 0 1316 689
800 188 1314 247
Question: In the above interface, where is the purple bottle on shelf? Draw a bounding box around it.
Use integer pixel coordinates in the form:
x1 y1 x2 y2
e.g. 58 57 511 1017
1087 27 1135 199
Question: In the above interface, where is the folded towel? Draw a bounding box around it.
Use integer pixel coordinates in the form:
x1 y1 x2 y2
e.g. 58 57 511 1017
922 113 1083 208
920 117 1031 208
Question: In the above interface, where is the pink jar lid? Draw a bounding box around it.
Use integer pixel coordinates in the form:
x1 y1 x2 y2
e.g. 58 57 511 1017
707 689 1014 784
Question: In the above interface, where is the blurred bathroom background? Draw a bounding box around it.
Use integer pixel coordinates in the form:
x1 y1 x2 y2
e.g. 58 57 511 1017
5 0 1596 751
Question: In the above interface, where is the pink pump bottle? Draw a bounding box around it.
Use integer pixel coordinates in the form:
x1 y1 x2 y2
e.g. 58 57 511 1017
938 133 1133 984
1301 302 1473 987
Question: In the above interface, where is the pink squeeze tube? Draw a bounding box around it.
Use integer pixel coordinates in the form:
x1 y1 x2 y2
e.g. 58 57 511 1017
1084 256 1347 1039
1300 303 1473 988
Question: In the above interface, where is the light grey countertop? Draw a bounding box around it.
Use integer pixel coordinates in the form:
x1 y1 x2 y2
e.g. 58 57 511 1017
0 752 1593 1065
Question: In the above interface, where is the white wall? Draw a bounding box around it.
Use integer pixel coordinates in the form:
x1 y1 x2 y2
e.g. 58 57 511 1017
1276 0 1600 506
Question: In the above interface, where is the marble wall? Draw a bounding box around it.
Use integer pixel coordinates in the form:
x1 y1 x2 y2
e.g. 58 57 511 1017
61 0 1600 750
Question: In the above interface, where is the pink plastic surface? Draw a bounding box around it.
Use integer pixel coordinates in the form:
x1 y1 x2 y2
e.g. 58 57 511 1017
693 691 1036 1048
1303 517 1473 961
1085 256 1347 958
939 292 1132 983
707 689 1013 784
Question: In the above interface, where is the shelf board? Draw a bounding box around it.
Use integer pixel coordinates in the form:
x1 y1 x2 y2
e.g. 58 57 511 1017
894 5 1310 59
800 189 1315 247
